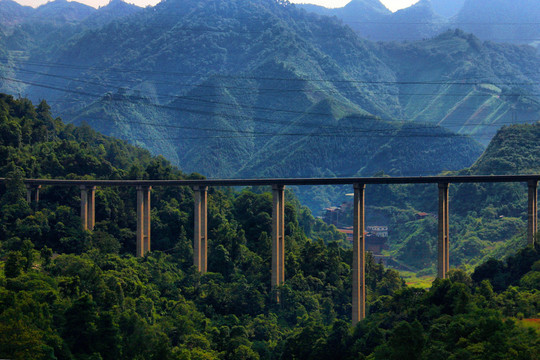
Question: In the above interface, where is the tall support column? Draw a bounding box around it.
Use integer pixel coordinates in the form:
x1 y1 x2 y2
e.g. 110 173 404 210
136 186 144 257
528 180 538 246
136 186 151 257
25 184 41 209
193 186 208 273
279 186 285 284
80 186 96 231
88 186 96 231
33 185 40 204
438 183 450 279
26 184 32 203
80 186 88 231
144 186 151 254
272 185 285 301
352 183 366 325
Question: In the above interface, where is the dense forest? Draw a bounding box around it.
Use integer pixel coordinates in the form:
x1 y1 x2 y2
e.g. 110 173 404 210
322 122 540 274
0 96 539 359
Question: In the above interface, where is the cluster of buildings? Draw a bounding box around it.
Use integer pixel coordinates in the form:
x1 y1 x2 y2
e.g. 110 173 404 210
322 203 389 255
335 226 389 254
322 202 435 256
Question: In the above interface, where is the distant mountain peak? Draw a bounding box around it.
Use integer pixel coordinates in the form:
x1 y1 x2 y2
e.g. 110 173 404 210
99 0 140 10
32 0 96 24
0 0 34 26
394 0 435 14
87 0 142 25
345 0 390 12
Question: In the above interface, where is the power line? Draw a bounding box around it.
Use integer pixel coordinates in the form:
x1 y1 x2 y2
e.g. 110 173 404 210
12 64 540 101
3 57 539 87
2 75 538 138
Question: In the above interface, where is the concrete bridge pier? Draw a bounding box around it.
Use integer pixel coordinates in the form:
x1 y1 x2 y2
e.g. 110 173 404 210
352 183 366 325
25 184 41 209
272 185 285 301
80 186 96 231
136 186 151 257
528 180 538 246
438 183 450 278
194 186 208 273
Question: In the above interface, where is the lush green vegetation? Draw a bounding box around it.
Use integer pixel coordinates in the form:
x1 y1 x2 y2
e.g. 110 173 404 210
318 122 540 273
0 92 538 360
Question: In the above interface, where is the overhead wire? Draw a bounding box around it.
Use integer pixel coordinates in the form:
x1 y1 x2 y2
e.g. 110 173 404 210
2 71 538 143
4 73 535 137
2 57 539 87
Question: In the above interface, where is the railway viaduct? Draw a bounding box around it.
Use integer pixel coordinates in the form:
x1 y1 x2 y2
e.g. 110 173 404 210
6 175 539 325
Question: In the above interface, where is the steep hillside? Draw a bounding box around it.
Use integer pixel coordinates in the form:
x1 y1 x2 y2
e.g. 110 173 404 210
0 0 33 26
69 76 482 210
1 0 539 212
4 1 538 148
470 123 540 174
454 0 540 46
376 30 540 144
362 122 540 271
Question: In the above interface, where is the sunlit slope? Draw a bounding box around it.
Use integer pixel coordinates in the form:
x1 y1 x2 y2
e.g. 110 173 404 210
3 1 538 147
376 30 540 145
368 123 540 270
469 122 540 175
0 0 537 211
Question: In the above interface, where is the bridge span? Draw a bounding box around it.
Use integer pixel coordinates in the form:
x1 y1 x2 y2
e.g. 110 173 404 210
3 175 539 325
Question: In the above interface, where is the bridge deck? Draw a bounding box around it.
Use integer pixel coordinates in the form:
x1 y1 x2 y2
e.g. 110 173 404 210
2 174 540 187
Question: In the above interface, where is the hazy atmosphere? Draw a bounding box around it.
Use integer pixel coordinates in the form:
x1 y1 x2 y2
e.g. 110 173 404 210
14 0 421 11
0 0 538 359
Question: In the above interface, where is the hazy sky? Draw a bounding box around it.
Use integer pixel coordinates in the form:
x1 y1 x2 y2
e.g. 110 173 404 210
13 0 421 12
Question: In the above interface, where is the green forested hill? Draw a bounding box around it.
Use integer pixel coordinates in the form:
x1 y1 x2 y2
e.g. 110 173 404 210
470 123 540 174
0 94 538 360
353 122 540 271
2 0 538 198
1 0 539 209
375 30 540 143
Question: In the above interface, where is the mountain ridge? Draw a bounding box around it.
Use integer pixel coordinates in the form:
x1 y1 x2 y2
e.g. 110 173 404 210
1 0 539 209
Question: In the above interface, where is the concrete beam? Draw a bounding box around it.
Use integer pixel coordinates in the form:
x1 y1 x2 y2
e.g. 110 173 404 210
80 185 88 231
88 186 96 231
438 183 450 278
80 186 96 231
193 186 208 273
280 186 285 284
26 184 32 203
144 186 151 254
528 180 538 246
272 185 285 301
136 186 151 257
25 184 41 209
352 183 366 325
